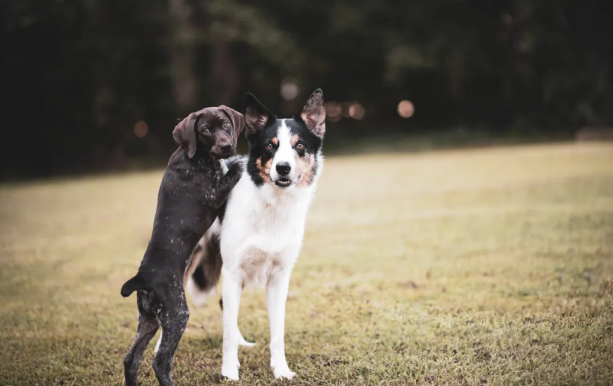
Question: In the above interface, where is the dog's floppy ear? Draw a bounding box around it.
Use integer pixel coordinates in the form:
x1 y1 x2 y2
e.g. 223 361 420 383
173 112 200 158
219 105 245 148
300 88 326 138
244 93 273 137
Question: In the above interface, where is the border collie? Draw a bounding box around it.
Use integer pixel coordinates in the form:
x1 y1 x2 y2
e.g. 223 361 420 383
187 89 326 380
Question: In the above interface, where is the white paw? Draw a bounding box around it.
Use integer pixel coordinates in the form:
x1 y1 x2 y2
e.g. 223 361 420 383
238 336 256 347
221 364 239 381
272 363 296 380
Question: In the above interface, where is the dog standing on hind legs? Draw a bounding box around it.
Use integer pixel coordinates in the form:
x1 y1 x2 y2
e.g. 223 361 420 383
120 105 244 386
187 89 327 381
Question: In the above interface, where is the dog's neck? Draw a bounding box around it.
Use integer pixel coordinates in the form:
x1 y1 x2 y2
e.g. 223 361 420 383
167 148 224 180
192 153 219 168
184 147 224 172
246 177 316 209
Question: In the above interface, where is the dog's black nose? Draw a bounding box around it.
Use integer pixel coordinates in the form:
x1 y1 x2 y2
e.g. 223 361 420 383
220 144 233 153
276 162 291 176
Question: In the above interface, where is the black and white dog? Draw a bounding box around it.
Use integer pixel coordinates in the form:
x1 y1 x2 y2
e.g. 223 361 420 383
186 89 326 380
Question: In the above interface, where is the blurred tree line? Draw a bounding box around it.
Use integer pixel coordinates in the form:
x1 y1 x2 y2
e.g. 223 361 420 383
2 0 612 179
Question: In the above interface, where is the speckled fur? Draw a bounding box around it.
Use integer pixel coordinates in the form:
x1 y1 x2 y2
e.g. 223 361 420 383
120 106 244 386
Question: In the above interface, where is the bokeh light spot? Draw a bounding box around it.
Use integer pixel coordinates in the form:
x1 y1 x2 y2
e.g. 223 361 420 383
397 100 415 118
280 78 299 101
134 121 148 138
349 103 365 120
325 102 342 122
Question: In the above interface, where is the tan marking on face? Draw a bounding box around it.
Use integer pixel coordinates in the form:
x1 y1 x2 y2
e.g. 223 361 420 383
271 137 278 146
296 153 316 186
290 134 300 146
255 157 272 183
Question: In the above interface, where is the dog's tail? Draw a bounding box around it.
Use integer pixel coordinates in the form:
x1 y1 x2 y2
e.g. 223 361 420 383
121 274 147 297
186 220 222 306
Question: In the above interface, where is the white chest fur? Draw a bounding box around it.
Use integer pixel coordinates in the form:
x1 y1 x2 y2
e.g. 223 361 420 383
219 169 318 287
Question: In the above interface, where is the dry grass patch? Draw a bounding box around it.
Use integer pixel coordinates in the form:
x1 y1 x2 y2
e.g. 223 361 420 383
1 142 612 385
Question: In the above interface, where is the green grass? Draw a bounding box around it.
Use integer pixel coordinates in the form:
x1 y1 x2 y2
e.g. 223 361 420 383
1 142 612 385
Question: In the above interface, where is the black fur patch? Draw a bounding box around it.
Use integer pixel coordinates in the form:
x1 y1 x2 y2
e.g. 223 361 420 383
247 123 278 187
192 265 207 290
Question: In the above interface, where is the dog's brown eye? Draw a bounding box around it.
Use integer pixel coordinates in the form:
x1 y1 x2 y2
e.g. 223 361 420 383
223 121 230 129
202 127 210 135
296 143 305 150
266 143 273 150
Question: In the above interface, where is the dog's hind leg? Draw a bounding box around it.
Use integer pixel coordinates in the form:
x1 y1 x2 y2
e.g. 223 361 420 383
152 290 189 386
124 311 159 386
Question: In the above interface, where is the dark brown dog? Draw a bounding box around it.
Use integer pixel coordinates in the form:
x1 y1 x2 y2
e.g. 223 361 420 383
120 106 244 386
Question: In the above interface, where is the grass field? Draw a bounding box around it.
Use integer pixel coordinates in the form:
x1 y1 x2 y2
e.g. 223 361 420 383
1 142 612 385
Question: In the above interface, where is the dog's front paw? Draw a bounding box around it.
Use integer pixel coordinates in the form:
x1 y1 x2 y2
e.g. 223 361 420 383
271 363 296 380
221 362 240 381
227 161 244 180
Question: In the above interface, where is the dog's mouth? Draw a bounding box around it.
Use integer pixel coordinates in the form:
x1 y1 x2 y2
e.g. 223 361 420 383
274 177 292 188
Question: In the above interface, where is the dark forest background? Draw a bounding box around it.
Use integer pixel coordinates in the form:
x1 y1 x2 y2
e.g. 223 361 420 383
2 0 612 179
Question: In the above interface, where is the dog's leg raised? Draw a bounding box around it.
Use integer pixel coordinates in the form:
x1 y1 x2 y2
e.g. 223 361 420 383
124 311 160 386
212 161 244 208
267 267 296 380
152 290 189 386
221 269 242 380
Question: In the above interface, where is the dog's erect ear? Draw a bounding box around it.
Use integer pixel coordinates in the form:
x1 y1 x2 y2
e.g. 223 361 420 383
300 89 326 138
173 112 200 158
244 93 273 136
219 105 245 148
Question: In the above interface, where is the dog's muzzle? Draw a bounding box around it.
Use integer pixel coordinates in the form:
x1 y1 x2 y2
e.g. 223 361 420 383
274 162 293 187
211 144 235 159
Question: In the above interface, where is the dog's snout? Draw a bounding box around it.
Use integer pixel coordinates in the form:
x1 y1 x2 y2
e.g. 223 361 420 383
276 162 291 176
220 144 233 153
